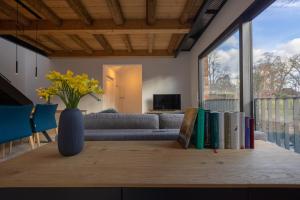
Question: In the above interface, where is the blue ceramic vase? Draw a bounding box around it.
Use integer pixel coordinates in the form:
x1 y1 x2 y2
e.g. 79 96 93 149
58 108 84 156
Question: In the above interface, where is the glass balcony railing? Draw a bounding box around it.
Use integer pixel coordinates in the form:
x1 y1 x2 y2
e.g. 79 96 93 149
204 99 239 112
254 97 300 153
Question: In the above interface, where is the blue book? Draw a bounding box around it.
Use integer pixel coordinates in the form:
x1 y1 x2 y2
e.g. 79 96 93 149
209 112 219 149
245 117 251 149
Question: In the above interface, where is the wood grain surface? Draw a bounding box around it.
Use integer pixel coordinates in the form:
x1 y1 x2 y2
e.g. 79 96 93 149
0 140 299 188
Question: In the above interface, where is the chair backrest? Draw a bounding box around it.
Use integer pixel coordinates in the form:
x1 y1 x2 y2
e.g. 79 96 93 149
32 104 58 132
0 105 34 144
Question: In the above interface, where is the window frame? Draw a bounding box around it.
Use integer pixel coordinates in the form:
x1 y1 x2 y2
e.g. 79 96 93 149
197 0 275 116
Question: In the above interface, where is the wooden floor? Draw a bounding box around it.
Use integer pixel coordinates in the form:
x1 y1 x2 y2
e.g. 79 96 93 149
0 140 299 188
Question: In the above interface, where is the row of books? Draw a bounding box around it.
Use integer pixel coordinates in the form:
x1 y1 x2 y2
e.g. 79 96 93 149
192 108 255 149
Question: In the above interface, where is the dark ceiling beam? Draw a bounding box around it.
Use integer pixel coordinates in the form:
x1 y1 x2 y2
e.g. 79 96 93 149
49 50 172 57
148 33 154 53
20 0 62 26
0 0 31 26
66 0 93 25
18 35 53 54
168 34 184 54
0 19 190 34
93 34 113 53
41 34 72 51
105 0 125 25
121 34 133 53
68 34 93 54
146 0 157 25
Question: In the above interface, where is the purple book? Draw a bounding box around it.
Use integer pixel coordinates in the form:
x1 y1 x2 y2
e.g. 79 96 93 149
245 117 250 149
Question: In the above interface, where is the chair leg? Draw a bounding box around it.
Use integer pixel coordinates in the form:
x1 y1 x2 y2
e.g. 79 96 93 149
1 144 5 159
29 136 35 150
36 133 41 147
55 128 58 135
9 141 13 153
42 131 52 142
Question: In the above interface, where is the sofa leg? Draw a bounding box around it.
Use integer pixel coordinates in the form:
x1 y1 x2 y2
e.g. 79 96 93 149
29 136 35 150
1 144 5 159
9 141 13 153
42 131 52 143
35 133 41 147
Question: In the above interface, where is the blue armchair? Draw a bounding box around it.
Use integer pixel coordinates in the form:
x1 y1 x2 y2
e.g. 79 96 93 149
0 105 34 158
31 104 58 145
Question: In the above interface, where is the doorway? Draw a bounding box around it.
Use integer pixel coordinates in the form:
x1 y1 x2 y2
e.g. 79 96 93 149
103 65 142 114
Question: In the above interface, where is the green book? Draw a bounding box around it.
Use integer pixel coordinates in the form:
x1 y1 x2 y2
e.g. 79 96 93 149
195 108 205 149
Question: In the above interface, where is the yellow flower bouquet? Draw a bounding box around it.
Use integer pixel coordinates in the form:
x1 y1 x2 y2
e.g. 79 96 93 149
37 70 104 109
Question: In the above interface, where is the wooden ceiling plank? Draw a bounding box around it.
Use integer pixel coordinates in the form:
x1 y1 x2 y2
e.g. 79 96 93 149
0 0 31 26
18 35 53 54
93 34 113 53
105 0 125 25
0 19 190 34
180 0 203 24
168 34 184 54
66 0 93 25
49 50 172 57
148 34 154 53
146 0 157 25
20 0 62 26
121 34 133 53
68 34 93 54
42 34 71 52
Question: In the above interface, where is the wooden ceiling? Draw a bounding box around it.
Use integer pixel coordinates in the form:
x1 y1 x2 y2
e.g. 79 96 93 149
0 0 205 57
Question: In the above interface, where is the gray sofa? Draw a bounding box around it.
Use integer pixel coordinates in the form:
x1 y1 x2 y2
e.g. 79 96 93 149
84 113 184 141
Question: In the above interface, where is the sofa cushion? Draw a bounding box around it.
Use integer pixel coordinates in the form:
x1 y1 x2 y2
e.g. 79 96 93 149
84 129 179 141
84 113 159 129
99 108 118 113
159 114 184 129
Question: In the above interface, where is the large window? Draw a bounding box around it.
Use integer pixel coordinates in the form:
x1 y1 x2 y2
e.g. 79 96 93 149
200 31 240 112
198 0 300 153
253 0 300 151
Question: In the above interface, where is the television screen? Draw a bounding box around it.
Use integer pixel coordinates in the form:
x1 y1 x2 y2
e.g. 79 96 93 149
153 94 181 110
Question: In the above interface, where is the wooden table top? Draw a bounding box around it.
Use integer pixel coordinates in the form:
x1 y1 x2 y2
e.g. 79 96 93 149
0 141 300 188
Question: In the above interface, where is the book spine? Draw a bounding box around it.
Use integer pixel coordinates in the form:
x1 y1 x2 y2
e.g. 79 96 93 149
196 108 205 149
210 112 219 149
218 112 225 149
224 112 231 149
230 112 240 149
204 110 211 148
245 117 250 149
239 112 245 149
250 117 255 149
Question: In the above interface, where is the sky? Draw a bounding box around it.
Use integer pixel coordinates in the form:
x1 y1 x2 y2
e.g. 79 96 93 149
253 0 300 60
210 0 300 76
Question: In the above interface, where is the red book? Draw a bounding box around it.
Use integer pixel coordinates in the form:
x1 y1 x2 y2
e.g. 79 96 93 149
250 118 255 149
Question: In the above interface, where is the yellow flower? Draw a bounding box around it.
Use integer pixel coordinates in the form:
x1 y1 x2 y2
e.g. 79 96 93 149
37 70 104 108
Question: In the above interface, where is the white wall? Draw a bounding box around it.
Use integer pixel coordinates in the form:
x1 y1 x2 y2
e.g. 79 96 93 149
0 38 52 104
50 52 191 113
189 0 255 107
